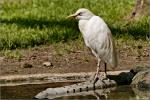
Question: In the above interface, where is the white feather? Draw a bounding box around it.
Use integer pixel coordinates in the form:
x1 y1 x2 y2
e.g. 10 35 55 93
68 8 118 68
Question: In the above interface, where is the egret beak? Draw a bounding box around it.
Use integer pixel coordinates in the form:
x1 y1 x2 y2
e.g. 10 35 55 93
66 14 77 19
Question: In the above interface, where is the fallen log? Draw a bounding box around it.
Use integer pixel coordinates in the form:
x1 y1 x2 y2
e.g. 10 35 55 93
34 71 136 99
35 70 135 99
35 79 116 99
35 65 150 100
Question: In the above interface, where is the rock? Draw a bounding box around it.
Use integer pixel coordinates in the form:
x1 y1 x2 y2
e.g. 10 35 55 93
43 62 53 67
23 63 33 68
0 57 4 62
108 72 134 85
131 65 150 89
130 65 150 75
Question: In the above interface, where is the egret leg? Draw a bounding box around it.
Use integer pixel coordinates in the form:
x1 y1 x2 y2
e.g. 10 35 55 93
104 62 110 81
104 62 107 78
90 50 100 82
93 59 101 84
93 61 108 84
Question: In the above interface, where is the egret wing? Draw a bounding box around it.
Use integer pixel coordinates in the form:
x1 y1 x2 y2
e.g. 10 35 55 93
85 16 117 67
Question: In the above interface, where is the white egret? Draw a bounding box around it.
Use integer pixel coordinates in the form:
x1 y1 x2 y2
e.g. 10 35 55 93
67 8 118 84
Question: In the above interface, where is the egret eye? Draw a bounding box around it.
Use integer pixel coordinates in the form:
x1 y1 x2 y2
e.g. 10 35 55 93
78 12 82 16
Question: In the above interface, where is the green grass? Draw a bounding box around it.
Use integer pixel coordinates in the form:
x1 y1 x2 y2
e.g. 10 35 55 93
0 0 149 50
2 49 22 59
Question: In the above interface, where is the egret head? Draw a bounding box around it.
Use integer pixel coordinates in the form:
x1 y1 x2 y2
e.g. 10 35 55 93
66 8 94 20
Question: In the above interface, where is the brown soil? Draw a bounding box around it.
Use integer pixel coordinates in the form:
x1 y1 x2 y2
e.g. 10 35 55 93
0 45 150 76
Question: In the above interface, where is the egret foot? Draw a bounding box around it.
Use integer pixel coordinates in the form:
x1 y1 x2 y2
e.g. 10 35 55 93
89 73 99 87
92 72 109 85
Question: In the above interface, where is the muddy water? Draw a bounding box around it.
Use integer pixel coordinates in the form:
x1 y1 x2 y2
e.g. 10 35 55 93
1 82 150 100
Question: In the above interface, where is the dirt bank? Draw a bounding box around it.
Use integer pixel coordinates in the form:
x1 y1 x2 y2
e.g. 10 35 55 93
0 44 150 76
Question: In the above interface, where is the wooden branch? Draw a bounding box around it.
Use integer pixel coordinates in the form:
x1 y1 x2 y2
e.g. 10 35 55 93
34 70 135 99
35 79 116 99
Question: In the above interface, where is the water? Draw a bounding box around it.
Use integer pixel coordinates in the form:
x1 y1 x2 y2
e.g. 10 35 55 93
1 82 150 100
